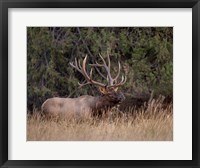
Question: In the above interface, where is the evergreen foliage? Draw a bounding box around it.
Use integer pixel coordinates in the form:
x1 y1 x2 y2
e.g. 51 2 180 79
27 27 173 111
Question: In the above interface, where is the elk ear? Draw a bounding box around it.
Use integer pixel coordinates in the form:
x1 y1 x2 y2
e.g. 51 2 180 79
114 87 119 92
98 86 108 94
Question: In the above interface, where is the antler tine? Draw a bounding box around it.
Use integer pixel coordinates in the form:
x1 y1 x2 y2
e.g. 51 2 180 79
78 81 91 88
90 63 107 80
107 51 111 70
78 68 93 88
113 61 121 83
109 75 127 88
70 55 104 87
82 55 91 81
121 75 127 84
70 54 126 88
69 58 82 74
81 55 105 87
78 59 82 70
89 68 93 78
98 53 114 85
120 75 127 85
98 53 107 66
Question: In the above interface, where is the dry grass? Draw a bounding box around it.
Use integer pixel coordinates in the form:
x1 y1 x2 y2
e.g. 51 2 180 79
27 99 173 141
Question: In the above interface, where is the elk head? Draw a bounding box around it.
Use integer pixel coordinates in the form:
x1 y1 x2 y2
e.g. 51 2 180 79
69 54 126 110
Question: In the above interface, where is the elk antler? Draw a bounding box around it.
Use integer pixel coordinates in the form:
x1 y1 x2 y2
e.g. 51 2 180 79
70 54 126 88
90 53 126 88
69 55 106 87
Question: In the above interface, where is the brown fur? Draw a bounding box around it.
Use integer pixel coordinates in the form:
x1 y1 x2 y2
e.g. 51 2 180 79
41 92 125 118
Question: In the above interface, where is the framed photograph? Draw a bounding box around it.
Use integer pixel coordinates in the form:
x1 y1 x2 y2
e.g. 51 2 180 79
0 0 199 167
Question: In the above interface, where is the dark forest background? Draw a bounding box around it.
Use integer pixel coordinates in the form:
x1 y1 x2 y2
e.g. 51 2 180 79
27 27 173 111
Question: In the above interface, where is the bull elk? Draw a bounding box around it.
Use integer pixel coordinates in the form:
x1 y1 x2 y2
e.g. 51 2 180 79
41 54 126 118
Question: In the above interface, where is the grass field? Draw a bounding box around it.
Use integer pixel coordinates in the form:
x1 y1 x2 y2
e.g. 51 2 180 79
27 98 173 141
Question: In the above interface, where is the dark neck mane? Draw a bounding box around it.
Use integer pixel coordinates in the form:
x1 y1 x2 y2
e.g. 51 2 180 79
94 95 117 112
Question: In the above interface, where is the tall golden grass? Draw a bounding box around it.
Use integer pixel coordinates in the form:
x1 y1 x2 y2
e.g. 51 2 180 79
27 98 173 141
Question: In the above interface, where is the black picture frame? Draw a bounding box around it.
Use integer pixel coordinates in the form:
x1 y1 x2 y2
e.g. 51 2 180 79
0 0 199 167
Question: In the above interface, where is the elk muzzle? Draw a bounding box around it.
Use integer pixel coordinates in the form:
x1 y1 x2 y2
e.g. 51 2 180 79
117 92 125 103
107 91 125 104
